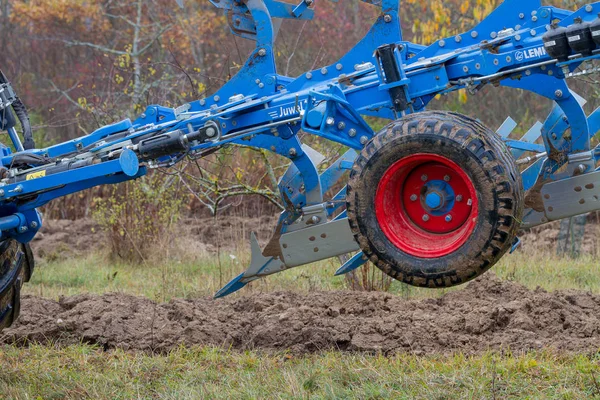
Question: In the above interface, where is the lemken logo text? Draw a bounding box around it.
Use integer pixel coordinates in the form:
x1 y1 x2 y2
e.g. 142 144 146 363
514 46 547 62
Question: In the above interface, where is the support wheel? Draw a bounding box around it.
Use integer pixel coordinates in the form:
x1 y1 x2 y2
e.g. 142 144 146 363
0 239 34 331
347 111 523 287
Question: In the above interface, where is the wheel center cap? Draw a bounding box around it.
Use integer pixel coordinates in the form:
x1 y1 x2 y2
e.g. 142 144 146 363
425 192 443 209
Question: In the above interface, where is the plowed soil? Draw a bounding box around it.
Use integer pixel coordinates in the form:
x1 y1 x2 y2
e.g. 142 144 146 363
3 274 600 355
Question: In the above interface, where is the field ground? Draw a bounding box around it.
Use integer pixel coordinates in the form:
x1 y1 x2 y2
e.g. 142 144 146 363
2 219 600 398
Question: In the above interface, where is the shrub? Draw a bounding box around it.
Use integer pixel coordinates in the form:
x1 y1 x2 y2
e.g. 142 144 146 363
93 173 183 263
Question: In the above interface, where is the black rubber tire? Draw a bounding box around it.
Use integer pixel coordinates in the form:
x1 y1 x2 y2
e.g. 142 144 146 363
346 111 523 288
0 239 34 331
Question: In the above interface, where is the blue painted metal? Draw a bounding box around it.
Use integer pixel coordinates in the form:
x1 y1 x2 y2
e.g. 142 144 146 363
4 0 600 294
334 252 367 276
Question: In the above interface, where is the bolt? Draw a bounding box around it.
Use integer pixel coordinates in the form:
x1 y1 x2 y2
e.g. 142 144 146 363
321 67 328 75
348 128 357 137
463 66 469 73
532 16 538 22
140 113 146 119
384 14 392 23
456 195 463 202
310 216 321 224
360 136 369 145
30 221 38 229
519 13 525 19
555 89 563 98
214 95 220 102
490 31 498 39
530 29 536 36
326 117 335 126
306 72 312 79
336 63 343 71
422 215 430 222
0 189 4 197
410 194 418 201
18 226 27 233
206 127 216 137
421 174 428 182
444 175 450 182
586 4 593 12
14 185 23 193
471 31 478 38
506 56 512 63
200 99 206 106
258 48 267 56
289 148 297 157
445 215 453 222
255 79 261 84
259 83 265 88
455 35 462 43
551 133 557 140
338 121 346 130
577 164 587 174
515 34 521 41
305 0 313 4
439 40 446 47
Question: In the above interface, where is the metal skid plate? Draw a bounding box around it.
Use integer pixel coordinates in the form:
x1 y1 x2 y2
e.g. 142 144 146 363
541 170 600 220
279 218 359 268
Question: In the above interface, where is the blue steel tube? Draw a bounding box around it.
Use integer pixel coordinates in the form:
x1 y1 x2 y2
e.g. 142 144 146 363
0 213 23 232
6 127 23 152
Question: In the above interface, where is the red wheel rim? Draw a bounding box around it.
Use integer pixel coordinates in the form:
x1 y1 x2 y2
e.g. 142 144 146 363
374 153 478 258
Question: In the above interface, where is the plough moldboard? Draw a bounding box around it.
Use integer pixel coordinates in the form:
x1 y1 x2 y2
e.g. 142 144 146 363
1 0 600 329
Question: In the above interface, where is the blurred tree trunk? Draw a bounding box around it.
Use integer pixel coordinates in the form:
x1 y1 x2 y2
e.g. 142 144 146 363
0 0 9 51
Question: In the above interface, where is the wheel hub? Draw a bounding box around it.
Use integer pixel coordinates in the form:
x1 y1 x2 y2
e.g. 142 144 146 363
375 153 479 258
403 163 473 234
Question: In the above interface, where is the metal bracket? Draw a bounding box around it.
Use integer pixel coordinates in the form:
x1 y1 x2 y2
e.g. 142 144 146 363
541 170 600 220
0 83 16 112
279 218 360 267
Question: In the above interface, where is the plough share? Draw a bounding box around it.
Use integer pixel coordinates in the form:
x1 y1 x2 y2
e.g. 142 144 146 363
1 0 600 330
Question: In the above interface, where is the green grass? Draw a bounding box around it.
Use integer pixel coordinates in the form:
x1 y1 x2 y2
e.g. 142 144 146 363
1 345 600 399
8 245 600 399
24 246 600 302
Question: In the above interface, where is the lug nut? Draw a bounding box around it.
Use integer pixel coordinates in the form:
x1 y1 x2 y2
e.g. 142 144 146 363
445 215 453 222
456 195 463 202
444 175 450 182
410 194 418 201
421 174 428 182
422 215 430 222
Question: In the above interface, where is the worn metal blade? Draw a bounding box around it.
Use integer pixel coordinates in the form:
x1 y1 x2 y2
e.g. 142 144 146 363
334 251 366 276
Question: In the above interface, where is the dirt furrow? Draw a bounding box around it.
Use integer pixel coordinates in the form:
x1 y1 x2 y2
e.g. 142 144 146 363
3 274 600 354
